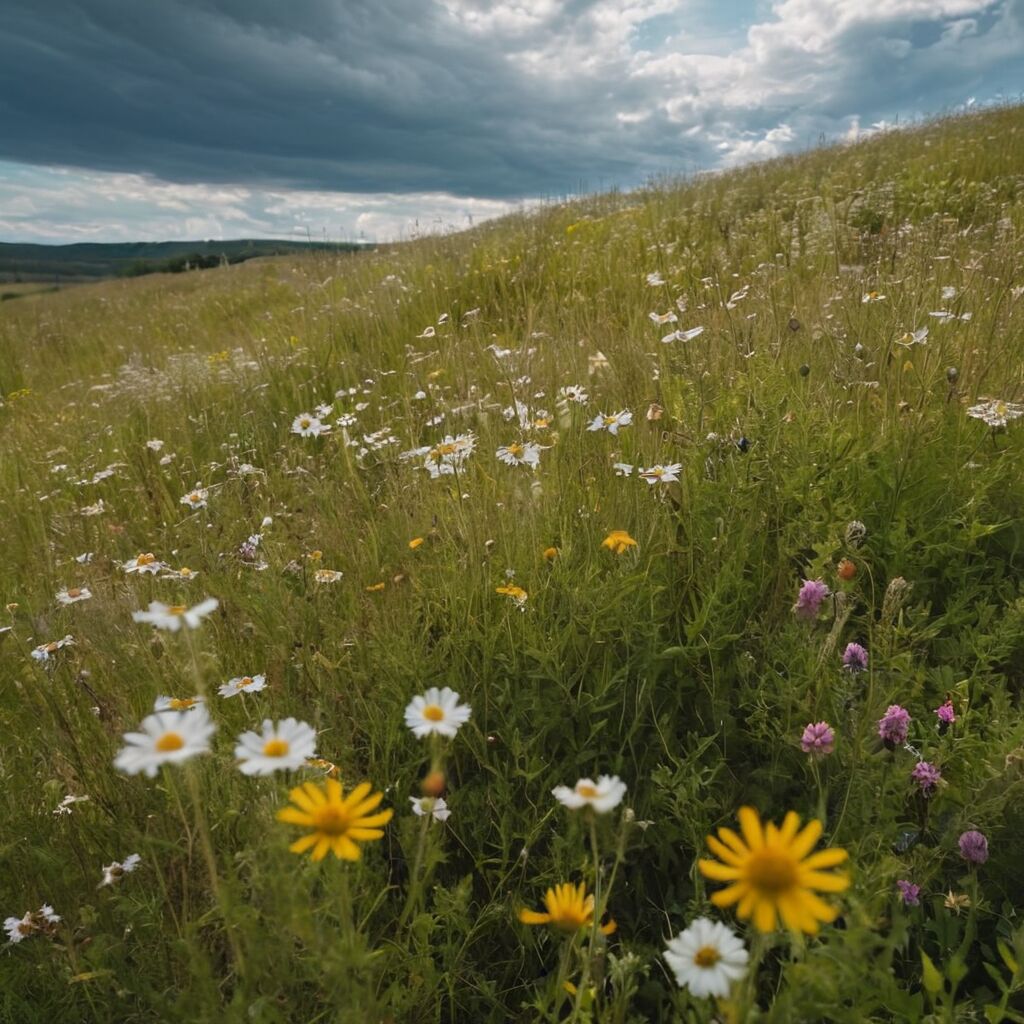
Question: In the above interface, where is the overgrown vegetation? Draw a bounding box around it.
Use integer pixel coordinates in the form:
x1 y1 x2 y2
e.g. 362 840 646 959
1 106 1023 1023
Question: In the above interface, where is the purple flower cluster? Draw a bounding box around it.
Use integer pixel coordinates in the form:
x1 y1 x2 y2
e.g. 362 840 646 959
911 761 942 795
896 879 921 906
793 579 830 620
801 721 835 757
878 705 911 747
842 642 868 672
958 830 988 865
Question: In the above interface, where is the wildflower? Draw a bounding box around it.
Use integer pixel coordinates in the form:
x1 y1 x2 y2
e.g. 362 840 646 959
410 796 451 822
661 326 705 343
793 580 830 619
56 587 92 606
306 756 340 777
958 830 988 865
123 552 164 575
404 686 472 738
218 674 267 698
845 521 867 548
896 880 921 906
649 310 678 325
277 779 392 861
663 917 749 999
800 722 835 757
836 558 857 581
698 806 850 934
496 441 544 468
146 439 165 451
639 463 682 485
495 584 528 605
235 718 317 775
179 488 208 510
944 890 971 914
558 384 589 404
646 272 665 286
966 399 1024 427
423 433 475 477
314 569 344 583
365 582 386 592
52 793 89 816
113 706 215 777
878 705 911 747
518 881 616 934
895 327 929 348
291 413 330 437
602 530 637 555
552 775 627 813
861 291 886 303
132 598 219 632
911 761 942 795
842 642 868 672
587 410 633 435
613 462 635 476
154 695 203 711
30 634 76 661
543 546 558 561
937 700 954 733
4 905 61 944
99 854 141 888
409 537 425 550
164 566 198 581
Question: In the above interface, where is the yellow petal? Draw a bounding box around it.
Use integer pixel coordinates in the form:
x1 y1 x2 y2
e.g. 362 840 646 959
699 860 742 881
346 827 385 840
343 781 373 808
706 835 744 866
288 833 319 854
326 778 343 803
289 786 319 812
353 809 393 829
753 898 777 933
710 882 747 908
788 818 824 860
332 835 361 860
738 807 764 850
349 791 385 817
277 807 315 826
778 811 801 843
795 889 840 924
311 836 332 861
302 781 327 806
799 870 851 893
716 827 749 857
801 848 849 870
518 909 551 925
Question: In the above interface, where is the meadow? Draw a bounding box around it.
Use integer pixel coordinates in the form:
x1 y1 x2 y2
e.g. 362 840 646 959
1 105 1024 1023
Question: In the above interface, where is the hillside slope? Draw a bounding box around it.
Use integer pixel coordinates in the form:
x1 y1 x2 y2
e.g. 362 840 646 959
1 107 1023 1022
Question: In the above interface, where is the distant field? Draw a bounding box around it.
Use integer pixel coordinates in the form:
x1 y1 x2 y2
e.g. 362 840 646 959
1 107 1023 1023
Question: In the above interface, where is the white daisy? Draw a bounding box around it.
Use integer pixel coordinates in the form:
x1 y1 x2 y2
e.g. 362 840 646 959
410 796 451 822
559 384 589 404
4 905 61 944
587 410 633 435
218 673 267 698
291 413 330 437
30 634 76 661
613 463 635 477
123 552 165 575
639 463 683 485
131 598 219 632
495 441 545 468
314 569 344 583
145 439 165 451
234 718 317 775
663 917 749 998
99 853 141 888
646 271 665 286
56 586 92 605
661 326 705 343
551 775 627 813
179 488 208 510
154 695 204 712
649 310 678 325
861 291 886 303
113 706 216 777
967 399 1024 428
404 686 472 738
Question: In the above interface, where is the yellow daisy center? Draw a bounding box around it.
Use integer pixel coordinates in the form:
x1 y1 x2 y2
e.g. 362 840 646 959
168 604 188 615
263 738 290 757
747 848 799 893
137 553 155 566
236 677 253 689
507 443 524 456
603 415 617 425
577 784 599 798
996 401 1008 416
312 804 351 836
423 704 445 722
694 946 721 968
300 418 311 428
168 698 195 710
156 732 185 752
67 588 82 598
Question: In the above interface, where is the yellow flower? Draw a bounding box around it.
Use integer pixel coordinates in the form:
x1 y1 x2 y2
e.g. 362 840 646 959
542 546 559 561
277 779 392 861
601 530 637 555
518 881 617 934
495 584 528 605
409 537 425 550
699 807 849 935
365 582 386 592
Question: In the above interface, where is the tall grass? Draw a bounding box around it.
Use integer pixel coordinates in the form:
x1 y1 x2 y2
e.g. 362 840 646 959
1 106 1024 1022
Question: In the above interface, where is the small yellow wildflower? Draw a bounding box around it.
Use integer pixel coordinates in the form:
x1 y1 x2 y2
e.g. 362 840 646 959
409 537 425 550
495 584 528 605
601 530 637 555
365 582 386 592
543 546 559 561
277 779 392 861
518 881 616 935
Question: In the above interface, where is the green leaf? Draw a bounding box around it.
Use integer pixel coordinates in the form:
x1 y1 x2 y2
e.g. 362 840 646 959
921 951 944 996
998 939 1020 977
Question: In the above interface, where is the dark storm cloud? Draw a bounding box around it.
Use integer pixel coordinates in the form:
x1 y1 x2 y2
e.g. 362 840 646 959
0 0 1021 206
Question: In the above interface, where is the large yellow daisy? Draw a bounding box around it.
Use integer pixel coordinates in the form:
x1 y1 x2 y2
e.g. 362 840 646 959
277 779 393 861
698 807 850 935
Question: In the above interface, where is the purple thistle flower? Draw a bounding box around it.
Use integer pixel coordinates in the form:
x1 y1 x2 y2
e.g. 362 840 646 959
958 830 988 865
801 721 835 757
896 879 921 906
911 761 942 795
842 642 869 672
936 700 956 724
878 705 911 747
793 579 831 620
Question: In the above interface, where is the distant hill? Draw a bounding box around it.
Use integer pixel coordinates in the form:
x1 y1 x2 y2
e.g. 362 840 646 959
0 238 370 283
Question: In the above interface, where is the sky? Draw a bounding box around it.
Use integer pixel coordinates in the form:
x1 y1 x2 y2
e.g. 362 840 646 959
0 0 1020 244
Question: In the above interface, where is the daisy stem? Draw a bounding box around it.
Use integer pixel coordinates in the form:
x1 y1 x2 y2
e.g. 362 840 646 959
338 865 355 944
738 931 769 1020
398 809 432 931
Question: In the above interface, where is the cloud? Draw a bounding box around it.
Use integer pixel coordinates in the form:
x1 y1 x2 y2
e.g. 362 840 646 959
0 1 1020 241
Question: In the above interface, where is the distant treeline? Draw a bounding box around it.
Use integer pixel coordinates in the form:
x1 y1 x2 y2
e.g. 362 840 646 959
0 239 370 282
